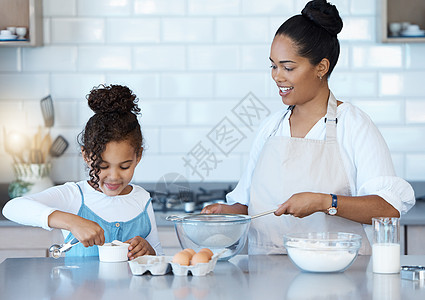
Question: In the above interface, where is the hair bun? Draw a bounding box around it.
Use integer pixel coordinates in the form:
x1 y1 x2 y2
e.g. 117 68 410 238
301 0 343 36
87 84 140 115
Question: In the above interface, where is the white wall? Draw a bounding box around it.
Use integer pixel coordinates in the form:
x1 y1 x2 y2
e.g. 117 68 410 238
0 0 424 184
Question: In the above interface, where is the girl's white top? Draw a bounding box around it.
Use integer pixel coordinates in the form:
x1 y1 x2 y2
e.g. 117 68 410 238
3 180 164 255
227 102 415 214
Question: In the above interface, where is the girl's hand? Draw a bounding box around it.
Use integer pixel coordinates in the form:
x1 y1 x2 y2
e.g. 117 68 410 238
48 211 105 247
275 192 329 218
125 236 155 260
70 217 105 247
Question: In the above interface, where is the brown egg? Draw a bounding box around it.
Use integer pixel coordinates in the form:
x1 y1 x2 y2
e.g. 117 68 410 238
198 248 213 259
183 248 196 258
172 251 191 266
190 251 210 265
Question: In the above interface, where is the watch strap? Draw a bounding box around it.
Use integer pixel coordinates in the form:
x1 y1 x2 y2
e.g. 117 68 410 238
330 194 337 208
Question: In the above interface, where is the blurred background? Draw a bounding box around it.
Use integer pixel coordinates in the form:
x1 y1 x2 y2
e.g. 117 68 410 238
0 0 424 185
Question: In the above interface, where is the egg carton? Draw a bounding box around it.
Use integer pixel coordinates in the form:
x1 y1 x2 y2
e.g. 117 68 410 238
128 251 223 277
128 256 172 275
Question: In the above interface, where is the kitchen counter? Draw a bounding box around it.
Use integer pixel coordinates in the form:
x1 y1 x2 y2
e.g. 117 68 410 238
1 255 425 299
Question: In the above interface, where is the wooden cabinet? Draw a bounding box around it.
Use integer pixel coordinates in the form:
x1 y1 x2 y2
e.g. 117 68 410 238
0 226 63 263
380 0 425 43
0 0 43 47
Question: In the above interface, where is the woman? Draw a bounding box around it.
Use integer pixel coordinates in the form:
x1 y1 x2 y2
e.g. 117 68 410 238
201 0 415 255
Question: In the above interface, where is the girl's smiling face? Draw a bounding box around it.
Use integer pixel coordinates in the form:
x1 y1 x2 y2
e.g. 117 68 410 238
84 140 141 196
269 34 325 106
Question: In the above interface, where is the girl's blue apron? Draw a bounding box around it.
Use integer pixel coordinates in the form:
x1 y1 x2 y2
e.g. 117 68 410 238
64 183 152 257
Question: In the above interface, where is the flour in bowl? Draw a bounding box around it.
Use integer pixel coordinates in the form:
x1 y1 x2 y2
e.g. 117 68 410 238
286 241 357 272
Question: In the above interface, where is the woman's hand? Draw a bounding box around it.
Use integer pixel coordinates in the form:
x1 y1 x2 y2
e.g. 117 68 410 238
48 210 105 247
275 192 329 218
125 236 155 260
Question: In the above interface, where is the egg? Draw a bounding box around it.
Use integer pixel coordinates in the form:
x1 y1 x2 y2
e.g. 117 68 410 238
198 248 214 259
190 251 210 265
172 251 191 266
183 248 196 258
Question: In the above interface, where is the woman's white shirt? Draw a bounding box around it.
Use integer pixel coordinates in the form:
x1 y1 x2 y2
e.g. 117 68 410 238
2 180 164 255
227 101 415 214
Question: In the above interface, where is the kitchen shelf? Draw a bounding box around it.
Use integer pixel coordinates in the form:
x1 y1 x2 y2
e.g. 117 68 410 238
0 0 43 47
380 0 425 43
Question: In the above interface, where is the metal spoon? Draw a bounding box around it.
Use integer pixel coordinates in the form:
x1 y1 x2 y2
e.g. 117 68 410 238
49 238 79 259
250 209 276 220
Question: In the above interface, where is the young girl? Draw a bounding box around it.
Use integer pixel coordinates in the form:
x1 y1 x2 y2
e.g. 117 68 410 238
3 84 163 259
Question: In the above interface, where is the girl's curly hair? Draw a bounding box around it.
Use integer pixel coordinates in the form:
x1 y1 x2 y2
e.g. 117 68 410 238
77 84 143 189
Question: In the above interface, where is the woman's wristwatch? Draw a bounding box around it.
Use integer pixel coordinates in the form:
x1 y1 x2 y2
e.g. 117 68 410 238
327 194 338 215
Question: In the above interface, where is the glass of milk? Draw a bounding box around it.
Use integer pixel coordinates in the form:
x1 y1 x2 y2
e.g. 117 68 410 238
372 217 400 274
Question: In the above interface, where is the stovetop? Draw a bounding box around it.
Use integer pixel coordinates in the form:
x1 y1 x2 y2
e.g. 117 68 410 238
144 182 236 213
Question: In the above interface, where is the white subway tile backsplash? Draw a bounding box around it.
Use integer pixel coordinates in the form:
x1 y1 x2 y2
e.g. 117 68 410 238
406 44 425 69
188 100 236 126
134 154 188 183
52 100 82 127
140 100 187 126
406 154 425 181
134 0 186 15
216 18 270 43
294 0 349 16
380 72 425 97
352 99 403 124
187 154 242 182
1 0 425 184
106 74 160 98
51 155 82 182
78 46 132 71
339 17 375 41
162 18 214 43
242 0 294 15
380 126 425 152
161 127 208 154
140 128 160 154
0 101 26 134
133 46 185 71
160 73 214 98
0 48 19 72
107 18 160 43
240 45 271 70
43 0 76 17
188 45 239 70
22 46 77 71
329 72 377 97
406 100 425 124
51 18 105 44
51 74 106 99
0 74 49 100
77 0 131 16
188 0 240 15
350 0 376 15
216 72 269 98
352 45 403 69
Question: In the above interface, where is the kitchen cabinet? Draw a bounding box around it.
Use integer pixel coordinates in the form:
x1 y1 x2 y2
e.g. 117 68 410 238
405 225 425 254
380 0 425 43
0 226 63 263
157 226 182 255
0 0 43 47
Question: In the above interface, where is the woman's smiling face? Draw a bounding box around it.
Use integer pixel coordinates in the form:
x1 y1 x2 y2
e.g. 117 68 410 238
269 34 323 106
85 140 141 196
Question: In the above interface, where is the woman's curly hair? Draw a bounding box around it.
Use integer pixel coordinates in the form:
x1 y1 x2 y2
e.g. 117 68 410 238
77 84 143 189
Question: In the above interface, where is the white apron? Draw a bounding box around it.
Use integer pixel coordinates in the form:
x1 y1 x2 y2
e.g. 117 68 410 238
248 92 370 255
